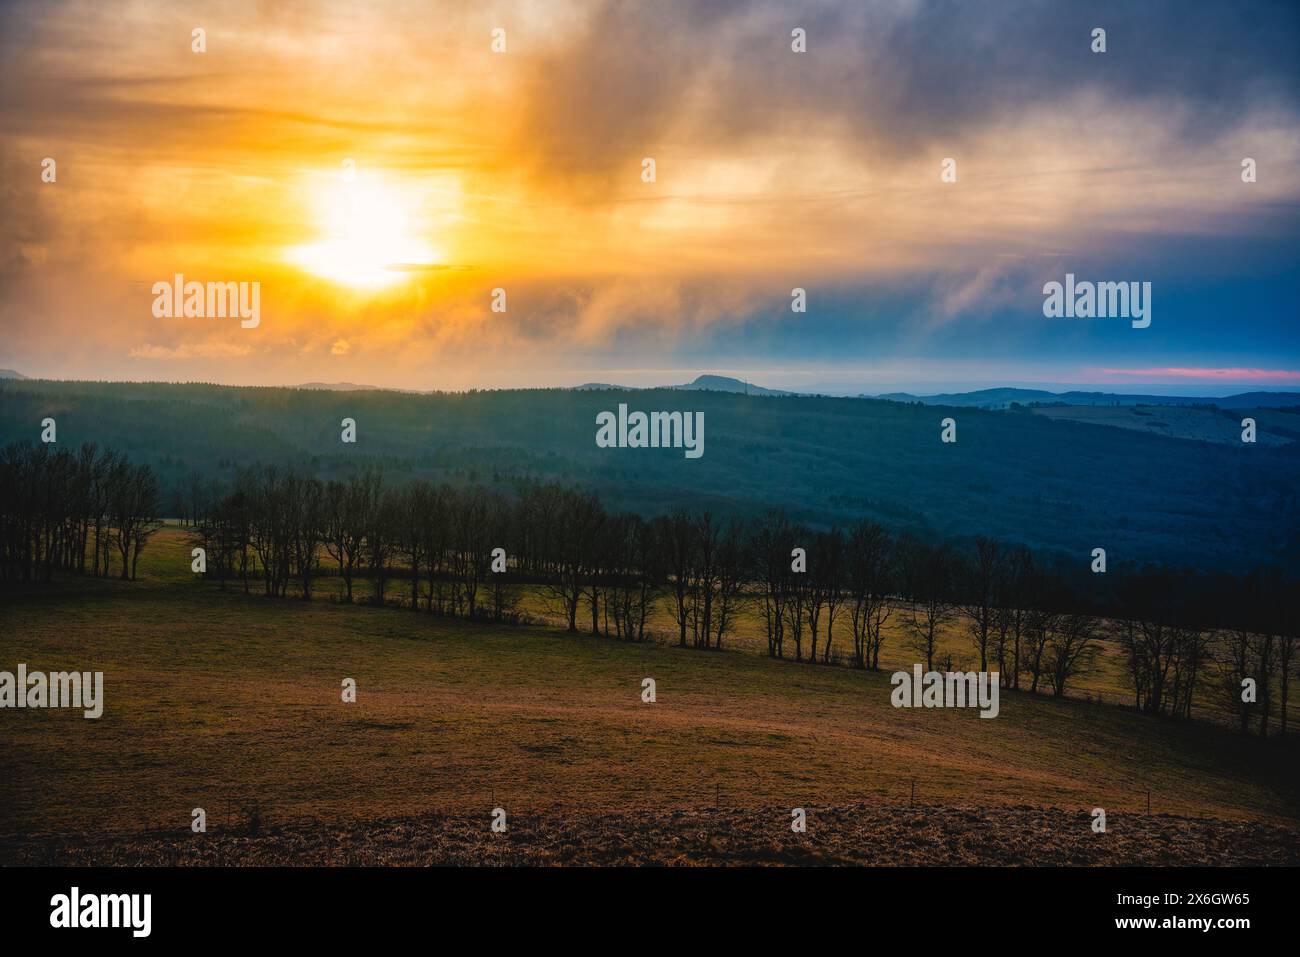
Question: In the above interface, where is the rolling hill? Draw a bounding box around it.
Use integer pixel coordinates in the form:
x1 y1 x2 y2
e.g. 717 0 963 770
876 387 1300 409
2 528 1296 865
2 377 1297 571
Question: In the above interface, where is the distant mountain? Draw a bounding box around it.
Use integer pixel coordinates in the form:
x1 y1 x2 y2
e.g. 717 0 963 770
295 381 381 392
669 374 791 396
876 388 1054 408
876 388 1300 410
573 374 792 396
280 376 1300 408
1214 392 1300 409
0 369 27 380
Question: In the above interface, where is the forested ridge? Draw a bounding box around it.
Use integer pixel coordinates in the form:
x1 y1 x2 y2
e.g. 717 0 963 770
3 378 1297 572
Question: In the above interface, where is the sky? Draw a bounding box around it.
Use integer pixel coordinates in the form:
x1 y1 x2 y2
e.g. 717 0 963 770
1 0 1298 395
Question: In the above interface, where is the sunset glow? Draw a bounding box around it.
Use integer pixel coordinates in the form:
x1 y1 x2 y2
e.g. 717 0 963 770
289 173 443 289
0 0 1296 392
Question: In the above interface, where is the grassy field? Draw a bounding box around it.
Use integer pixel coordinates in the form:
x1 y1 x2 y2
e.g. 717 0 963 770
161 527 1247 721
3 528 1298 864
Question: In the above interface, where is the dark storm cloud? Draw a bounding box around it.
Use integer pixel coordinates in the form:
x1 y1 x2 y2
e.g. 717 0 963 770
518 0 1300 181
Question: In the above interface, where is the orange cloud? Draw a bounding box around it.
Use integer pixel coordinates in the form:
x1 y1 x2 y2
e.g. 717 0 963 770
1 0 1297 389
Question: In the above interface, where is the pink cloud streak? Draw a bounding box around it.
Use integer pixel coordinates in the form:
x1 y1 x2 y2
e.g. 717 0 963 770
1095 367 1300 383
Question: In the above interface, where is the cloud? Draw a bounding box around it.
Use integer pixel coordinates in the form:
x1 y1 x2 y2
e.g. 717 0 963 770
1096 367 1300 383
0 0 1296 388
129 342 251 360
514 0 1300 181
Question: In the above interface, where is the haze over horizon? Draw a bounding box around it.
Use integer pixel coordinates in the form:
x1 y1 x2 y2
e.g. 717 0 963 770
2 0 1297 392
5 363 1300 400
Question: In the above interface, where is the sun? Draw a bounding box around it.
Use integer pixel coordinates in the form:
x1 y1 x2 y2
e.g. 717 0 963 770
289 172 440 289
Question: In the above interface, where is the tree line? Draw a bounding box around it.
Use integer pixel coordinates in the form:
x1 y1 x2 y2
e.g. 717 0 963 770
0 441 161 583
4 440 1296 737
179 463 1300 737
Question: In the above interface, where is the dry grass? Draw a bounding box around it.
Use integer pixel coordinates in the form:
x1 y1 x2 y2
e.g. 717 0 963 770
7 805 1297 867
2 528 1297 866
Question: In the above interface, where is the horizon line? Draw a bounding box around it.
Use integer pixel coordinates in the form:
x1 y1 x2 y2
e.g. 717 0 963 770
4 371 1300 401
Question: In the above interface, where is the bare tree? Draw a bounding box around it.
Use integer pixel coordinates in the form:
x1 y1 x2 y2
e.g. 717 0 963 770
901 536 955 672
750 510 793 658
290 474 326 600
545 490 601 632
958 537 1001 673
819 527 846 664
663 508 696 648
323 473 372 603
1216 626 1255 734
711 518 748 650
847 519 892 670
1045 613 1100 697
